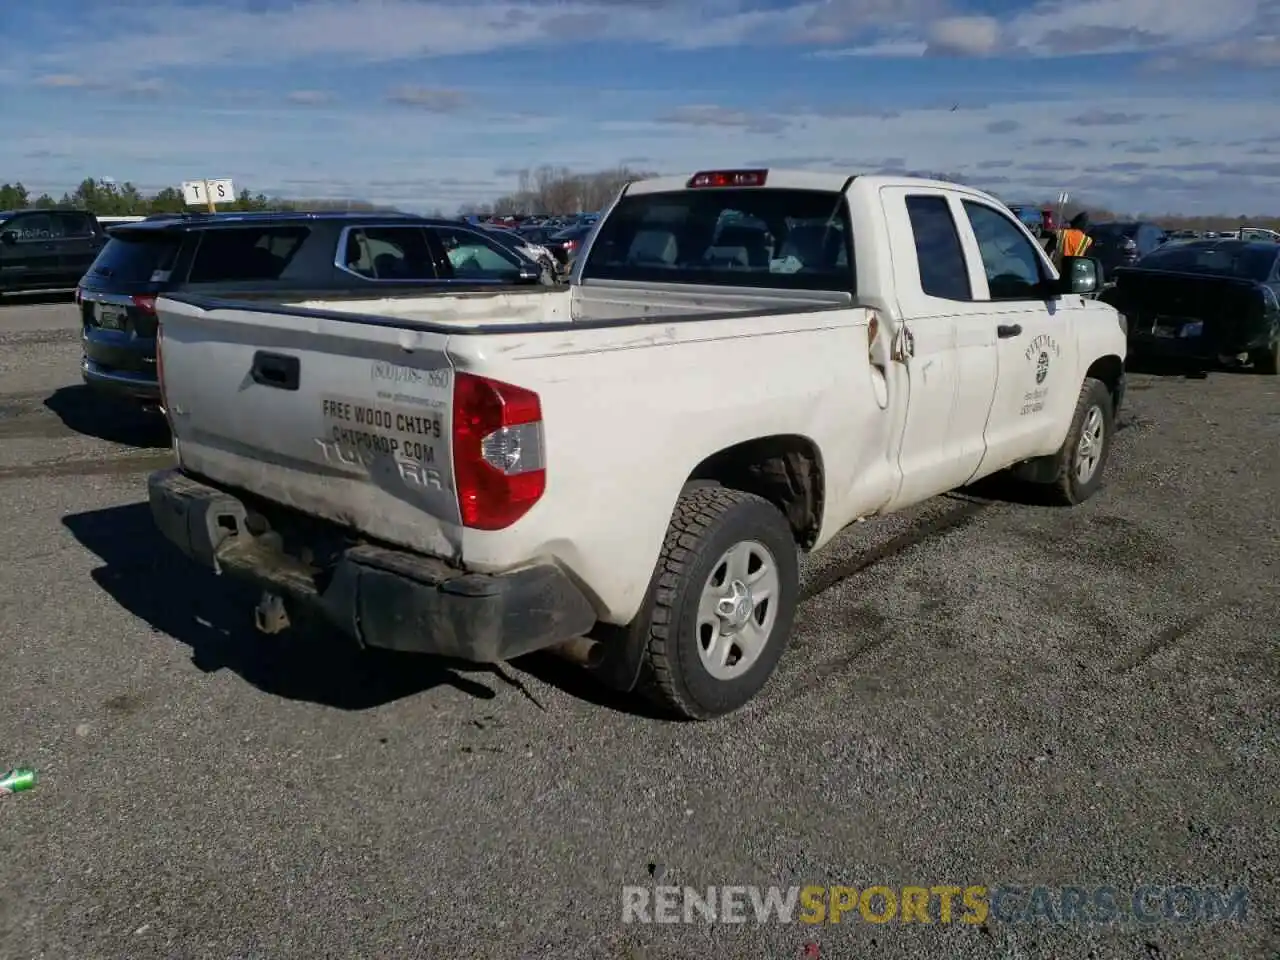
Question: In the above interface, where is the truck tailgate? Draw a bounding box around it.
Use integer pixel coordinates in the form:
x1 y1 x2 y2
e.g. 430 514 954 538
157 296 462 560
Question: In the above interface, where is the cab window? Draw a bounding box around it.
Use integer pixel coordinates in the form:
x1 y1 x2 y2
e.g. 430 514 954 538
581 188 855 292
961 201 1046 301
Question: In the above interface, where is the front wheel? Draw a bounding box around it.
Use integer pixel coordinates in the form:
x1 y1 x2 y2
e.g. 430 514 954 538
1249 339 1278 375
1042 377 1115 506
637 486 799 720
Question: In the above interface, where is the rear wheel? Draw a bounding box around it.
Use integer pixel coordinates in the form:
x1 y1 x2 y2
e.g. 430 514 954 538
1042 377 1114 506
1249 338 1279 375
637 486 799 720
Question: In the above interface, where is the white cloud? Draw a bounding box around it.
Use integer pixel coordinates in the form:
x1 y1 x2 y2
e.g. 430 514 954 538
34 74 89 88
1009 0 1257 53
926 16 1001 55
811 39 927 57
811 0 1271 58
286 89 334 105
11 0 807 77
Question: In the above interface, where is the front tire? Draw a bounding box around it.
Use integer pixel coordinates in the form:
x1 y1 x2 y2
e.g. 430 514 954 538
638 486 799 720
1249 339 1279 375
1043 377 1114 506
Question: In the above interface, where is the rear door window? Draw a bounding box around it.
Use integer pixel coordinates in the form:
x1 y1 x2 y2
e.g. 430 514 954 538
87 232 182 283
431 227 524 280
905 195 972 301
340 227 437 280
57 212 96 238
187 226 309 283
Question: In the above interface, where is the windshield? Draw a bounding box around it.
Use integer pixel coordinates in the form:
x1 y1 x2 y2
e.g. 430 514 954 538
580 187 853 291
1136 242 1276 281
87 232 182 283
1090 223 1140 239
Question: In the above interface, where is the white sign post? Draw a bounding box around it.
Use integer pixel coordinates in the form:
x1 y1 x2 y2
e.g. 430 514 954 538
181 178 235 212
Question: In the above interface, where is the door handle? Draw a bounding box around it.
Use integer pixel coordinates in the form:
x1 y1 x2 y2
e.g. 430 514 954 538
891 324 915 362
250 351 300 391
997 323 1023 339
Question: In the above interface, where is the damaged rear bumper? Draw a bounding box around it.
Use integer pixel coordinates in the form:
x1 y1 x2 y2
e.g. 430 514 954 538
147 468 597 662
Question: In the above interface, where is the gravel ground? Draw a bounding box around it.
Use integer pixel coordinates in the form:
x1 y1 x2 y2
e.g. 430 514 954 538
0 299 1276 960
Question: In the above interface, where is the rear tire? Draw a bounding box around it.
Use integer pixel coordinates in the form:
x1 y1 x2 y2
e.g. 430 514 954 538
1249 339 1279 375
1043 377 1114 506
637 486 799 720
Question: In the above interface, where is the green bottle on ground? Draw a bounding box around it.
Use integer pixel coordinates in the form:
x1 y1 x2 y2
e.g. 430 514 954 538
0 769 36 795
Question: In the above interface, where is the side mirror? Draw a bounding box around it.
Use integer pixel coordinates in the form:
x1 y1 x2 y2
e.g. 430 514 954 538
0 231 16 246
1059 256 1099 295
516 263 541 283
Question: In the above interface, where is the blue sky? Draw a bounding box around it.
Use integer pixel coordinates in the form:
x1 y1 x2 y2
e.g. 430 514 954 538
2 0 1279 214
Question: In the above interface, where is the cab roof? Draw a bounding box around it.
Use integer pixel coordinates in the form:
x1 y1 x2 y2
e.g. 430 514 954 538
623 169 998 199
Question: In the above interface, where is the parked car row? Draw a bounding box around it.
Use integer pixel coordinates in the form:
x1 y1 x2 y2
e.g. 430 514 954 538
468 212 601 274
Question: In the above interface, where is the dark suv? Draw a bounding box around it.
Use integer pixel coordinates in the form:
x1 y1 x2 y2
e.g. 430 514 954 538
78 211 546 402
1087 221 1167 281
0 209 107 295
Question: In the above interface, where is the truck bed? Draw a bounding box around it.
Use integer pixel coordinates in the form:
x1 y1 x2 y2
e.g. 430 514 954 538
156 283 866 595
270 280 854 330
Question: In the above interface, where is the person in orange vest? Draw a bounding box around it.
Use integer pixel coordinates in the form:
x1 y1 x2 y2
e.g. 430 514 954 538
1052 211 1094 267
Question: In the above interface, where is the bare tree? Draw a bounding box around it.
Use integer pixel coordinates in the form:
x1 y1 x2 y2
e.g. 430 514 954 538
481 165 657 216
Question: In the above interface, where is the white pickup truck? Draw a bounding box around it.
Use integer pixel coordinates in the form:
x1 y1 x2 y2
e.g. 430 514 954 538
148 169 1127 719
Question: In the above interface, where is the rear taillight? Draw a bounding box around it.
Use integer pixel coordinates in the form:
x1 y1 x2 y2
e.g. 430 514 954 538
132 294 157 314
452 373 545 530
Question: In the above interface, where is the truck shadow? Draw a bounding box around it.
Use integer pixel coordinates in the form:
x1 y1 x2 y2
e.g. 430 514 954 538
509 652 669 720
44 386 172 448
63 502 509 710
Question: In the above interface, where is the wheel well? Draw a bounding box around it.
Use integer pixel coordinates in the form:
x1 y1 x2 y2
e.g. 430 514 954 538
686 435 824 548
1087 355 1124 409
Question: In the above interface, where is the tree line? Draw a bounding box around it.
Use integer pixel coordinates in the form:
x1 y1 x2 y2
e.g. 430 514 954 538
0 178 390 216
4 169 1278 231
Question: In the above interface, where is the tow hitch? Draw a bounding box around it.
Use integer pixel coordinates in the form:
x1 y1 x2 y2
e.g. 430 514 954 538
254 591 291 634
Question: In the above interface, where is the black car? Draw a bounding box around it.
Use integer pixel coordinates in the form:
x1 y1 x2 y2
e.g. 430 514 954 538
1101 238 1280 373
77 210 547 402
0 209 107 296
543 224 595 267
1087 221 1168 280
